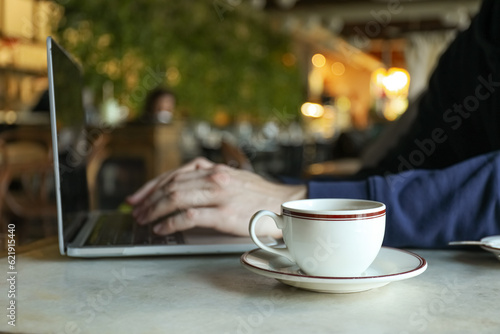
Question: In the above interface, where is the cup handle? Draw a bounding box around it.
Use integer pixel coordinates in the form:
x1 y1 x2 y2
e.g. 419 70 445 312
249 210 294 262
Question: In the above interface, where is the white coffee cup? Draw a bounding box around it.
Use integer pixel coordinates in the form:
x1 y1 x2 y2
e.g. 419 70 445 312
249 198 386 277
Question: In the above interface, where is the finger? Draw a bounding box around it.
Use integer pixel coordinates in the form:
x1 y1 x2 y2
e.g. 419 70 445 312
132 167 222 222
163 165 232 194
142 165 234 224
136 184 222 225
152 207 282 238
176 156 215 173
133 164 232 222
157 166 219 190
190 156 216 169
128 157 215 206
152 207 221 235
126 175 164 205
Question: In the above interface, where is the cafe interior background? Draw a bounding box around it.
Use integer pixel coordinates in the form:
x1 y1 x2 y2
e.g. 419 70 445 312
0 0 481 245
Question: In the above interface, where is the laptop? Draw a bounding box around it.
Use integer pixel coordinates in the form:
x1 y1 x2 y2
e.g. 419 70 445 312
46 36 275 257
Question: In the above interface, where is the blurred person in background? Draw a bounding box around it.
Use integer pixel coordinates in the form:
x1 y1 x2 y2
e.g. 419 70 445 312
136 87 176 124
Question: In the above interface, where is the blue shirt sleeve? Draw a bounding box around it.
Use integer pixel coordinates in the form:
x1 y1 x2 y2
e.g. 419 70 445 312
307 151 500 248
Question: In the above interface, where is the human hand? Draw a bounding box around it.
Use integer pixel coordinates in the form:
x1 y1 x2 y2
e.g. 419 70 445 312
126 157 307 238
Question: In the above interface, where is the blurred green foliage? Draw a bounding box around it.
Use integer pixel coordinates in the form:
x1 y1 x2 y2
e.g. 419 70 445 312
54 0 305 123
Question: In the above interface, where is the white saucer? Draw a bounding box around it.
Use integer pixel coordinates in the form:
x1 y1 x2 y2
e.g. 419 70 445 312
449 235 500 261
240 247 427 293
480 235 500 260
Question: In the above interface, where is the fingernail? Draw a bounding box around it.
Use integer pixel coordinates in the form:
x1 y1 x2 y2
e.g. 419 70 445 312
153 224 162 234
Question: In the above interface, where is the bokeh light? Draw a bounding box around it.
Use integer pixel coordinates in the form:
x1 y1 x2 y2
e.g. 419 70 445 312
301 102 325 118
312 53 326 68
331 62 345 76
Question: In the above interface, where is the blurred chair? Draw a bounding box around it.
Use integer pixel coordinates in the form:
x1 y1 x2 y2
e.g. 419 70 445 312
86 132 112 210
86 127 154 210
0 128 56 222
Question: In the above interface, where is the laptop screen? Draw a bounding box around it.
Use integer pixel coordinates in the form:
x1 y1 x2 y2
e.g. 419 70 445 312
47 37 92 252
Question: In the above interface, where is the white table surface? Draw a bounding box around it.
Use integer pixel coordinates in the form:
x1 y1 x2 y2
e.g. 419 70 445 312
1 238 499 334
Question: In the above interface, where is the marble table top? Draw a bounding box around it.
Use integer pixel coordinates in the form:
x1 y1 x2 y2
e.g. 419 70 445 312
1 238 499 334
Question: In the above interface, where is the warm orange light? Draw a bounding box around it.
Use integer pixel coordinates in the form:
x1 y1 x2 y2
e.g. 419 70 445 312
301 102 325 118
371 68 387 88
372 67 410 97
383 96 409 121
311 53 326 68
336 96 351 112
383 68 410 95
371 67 411 121
331 62 345 76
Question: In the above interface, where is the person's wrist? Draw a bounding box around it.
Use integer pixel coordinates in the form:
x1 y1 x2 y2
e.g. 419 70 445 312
284 184 307 202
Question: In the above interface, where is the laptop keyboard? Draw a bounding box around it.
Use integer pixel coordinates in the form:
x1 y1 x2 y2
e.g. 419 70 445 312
85 213 184 246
